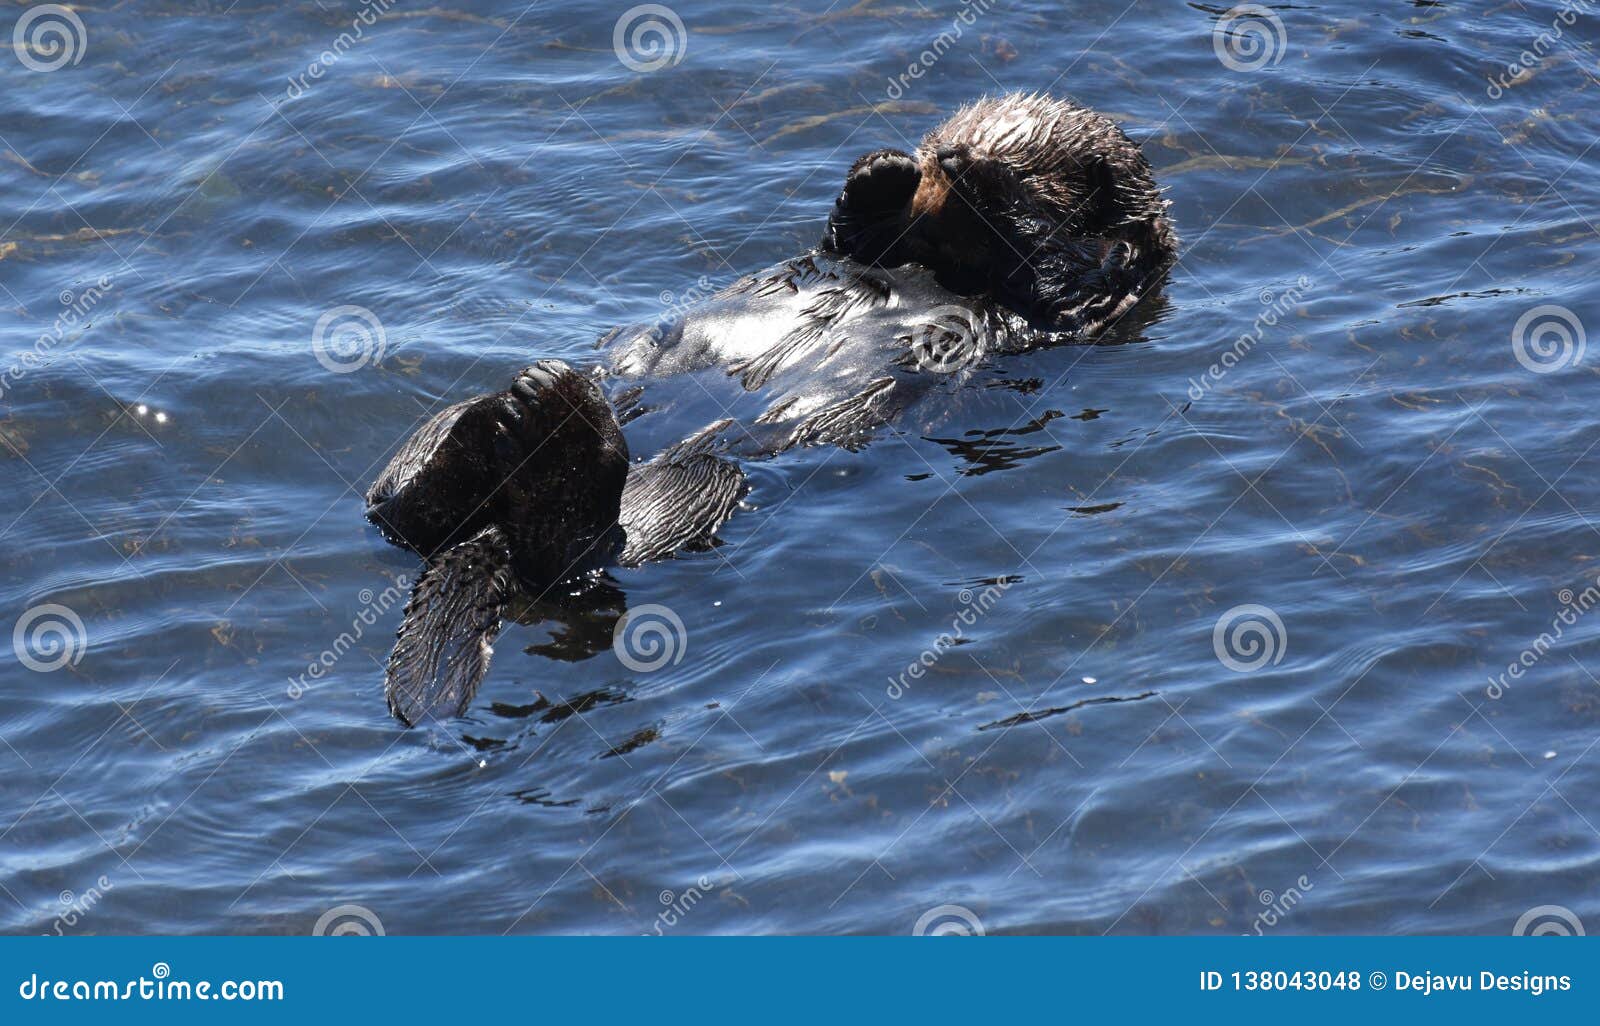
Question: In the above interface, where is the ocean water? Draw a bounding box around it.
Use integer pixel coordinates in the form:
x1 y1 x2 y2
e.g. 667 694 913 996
2 0 1598 936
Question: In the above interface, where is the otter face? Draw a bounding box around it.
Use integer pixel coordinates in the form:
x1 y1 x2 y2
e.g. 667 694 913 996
906 142 1032 275
824 92 1175 330
366 360 630 585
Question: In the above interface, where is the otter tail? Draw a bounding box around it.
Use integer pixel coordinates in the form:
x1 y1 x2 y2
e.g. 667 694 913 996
385 525 513 727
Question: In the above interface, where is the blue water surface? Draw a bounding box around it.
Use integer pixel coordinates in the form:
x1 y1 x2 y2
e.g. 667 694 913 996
1 0 1598 935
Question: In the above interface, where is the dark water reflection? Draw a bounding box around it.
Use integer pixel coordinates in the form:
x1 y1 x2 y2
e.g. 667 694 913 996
2 1 1598 935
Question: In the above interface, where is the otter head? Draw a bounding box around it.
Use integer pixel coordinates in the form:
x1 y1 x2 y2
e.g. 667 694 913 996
366 359 630 586
825 93 1173 306
907 93 1132 277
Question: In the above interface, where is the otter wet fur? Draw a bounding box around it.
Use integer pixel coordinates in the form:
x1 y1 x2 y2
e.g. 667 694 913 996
824 91 1176 333
367 362 744 726
366 91 1175 726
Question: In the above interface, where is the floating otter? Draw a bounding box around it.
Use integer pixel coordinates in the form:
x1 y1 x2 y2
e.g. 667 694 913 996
367 92 1175 726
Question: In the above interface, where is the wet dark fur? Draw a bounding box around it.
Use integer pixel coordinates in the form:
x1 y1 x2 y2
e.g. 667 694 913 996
822 92 1176 334
366 362 743 726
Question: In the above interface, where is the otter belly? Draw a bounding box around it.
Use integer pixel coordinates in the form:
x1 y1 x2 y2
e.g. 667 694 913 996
602 253 1034 456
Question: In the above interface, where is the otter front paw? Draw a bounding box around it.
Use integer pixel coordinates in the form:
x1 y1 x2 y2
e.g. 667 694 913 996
839 148 920 213
824 149 920 262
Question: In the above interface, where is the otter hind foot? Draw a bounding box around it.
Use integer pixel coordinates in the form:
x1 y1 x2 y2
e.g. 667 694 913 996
619 447 747 567
386 524 513 728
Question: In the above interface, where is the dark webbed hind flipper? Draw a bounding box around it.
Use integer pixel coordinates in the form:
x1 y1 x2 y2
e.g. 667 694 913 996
368 359 631 727
366 392 516 555
618 441 748 566
386 525 513 727
822 148 920 264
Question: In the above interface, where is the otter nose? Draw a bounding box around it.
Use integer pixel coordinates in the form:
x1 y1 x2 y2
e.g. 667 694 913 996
934 143 969 179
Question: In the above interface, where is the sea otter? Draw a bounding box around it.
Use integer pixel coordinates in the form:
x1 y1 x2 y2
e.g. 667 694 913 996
367 92 1175 726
